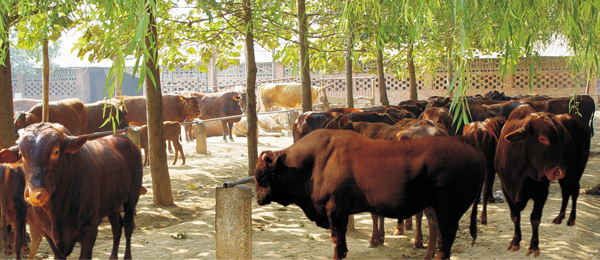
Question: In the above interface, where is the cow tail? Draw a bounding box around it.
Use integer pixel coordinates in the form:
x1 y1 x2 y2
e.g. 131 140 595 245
0 167 7 254
590 110 595 137
470 185 480 247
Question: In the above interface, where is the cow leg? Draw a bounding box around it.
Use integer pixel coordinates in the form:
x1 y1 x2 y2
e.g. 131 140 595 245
143 148 149 167
167 141 174 153
107 211 123 260
423 208 439 260
505 194 524 252
26 227 41 260
481 165 495 225
45 236 64 260
405 216 413 230
184 124 192 142
378 216 385 246
5 224 13 256
174 141 185 165
221 121 228 142
228 122 235 142
526 188 548 257
328 210 349 259
369 214 380 247
122 201 137 260
414 211 424 248
78 225 99 260
394 219 405 235
14 220 26 259
566 190 578 226
552 182 569 225
434 221 458 260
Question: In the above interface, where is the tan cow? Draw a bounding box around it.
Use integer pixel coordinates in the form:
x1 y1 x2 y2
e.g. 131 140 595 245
257 83 331 112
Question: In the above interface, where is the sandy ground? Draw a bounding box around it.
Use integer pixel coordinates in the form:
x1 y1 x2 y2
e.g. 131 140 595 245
26 117 600 260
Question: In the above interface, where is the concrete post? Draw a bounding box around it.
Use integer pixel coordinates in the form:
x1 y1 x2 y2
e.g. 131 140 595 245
288 110 299 127
216 185 252 259
347 215 354 231
124 126 141 150
195 122 208 154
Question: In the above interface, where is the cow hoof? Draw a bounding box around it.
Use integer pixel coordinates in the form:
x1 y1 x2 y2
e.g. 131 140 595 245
567 218 576 226
368 240 379 248
507 244 520 252
481 216 488 225
526 248 540 257
552 214 564 224
414 241 424 248
394 228 404 235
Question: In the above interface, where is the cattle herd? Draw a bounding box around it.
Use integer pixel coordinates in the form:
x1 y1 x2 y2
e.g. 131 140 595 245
0 88 596 259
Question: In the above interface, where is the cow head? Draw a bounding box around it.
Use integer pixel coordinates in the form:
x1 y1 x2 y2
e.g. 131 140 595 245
14 112 32 133
180 95 202 119
254 151 287 206
504 112 567 181
0 123 88 207
233 92 247 113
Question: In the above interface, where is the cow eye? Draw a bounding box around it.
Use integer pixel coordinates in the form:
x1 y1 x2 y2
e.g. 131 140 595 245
54 150 59 155
538 135 550 145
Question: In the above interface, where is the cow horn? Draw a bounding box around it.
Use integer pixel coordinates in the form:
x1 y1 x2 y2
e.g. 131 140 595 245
531 113 540 120
262 152 269 161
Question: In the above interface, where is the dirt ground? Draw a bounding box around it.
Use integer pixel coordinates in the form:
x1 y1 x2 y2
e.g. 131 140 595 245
28 115 600 259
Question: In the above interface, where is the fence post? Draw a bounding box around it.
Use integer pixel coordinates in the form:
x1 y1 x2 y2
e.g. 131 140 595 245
288 110 299 127
216 185 252 259
195 122 208 154
124 126 141 150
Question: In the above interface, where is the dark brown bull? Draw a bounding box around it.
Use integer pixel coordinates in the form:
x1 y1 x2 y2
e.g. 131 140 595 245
85 101 129 133
255 129 483 259
462 116 506 224
0 123 143 259
325 116 447 257
552 113 591 226
0 163 30 259
14 98 88 135
495 105 574 257
180 91 246 142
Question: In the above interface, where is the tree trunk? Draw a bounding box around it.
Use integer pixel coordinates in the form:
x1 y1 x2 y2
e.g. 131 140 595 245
243 0 258 176
298 0 312 112
145 3 174 205
408 43 417 101
377 47 389 106
447 57 454 97
0 32 15 148
345 28 354 108
42 38 50 122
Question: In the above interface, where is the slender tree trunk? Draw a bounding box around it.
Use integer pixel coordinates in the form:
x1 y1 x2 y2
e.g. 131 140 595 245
377 47 389 106
243 0 258 176
447 58 454 97
145 2 173 205
407 43 417 101
42 38 50 122
0 32 15 148
298 0 312 112
345 27 354 108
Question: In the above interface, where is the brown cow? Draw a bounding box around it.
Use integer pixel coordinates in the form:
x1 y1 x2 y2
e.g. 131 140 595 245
180 91 246 142
115 94 201 126
14 98 89 135
12 99 40 113
495 105 574 257
140 121 185 166
0 163 30 259
462 116 506 225
552 113 591 226
419 106 459 135
257 83 331 112
85 100 129 133
0 123 143 259
255 129 483 259
325 116 447 257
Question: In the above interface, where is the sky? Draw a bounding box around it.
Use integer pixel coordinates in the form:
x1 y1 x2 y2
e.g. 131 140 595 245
53 30 275 68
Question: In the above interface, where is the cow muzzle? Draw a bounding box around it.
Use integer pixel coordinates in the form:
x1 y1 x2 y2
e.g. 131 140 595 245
24 183 49 207
545 165 566 181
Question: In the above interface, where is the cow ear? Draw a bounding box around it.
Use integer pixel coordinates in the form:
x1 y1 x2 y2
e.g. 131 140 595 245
63 136 88 154
273 153 286 169
505 121 531 142
233 94 240 101
0 146 21 164
340 116 349 128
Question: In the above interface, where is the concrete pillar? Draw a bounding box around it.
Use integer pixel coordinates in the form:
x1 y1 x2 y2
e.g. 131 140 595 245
195 122 208 154
216 185 252 259
347 215 354 231
288 110 299 127
124 126 141 150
